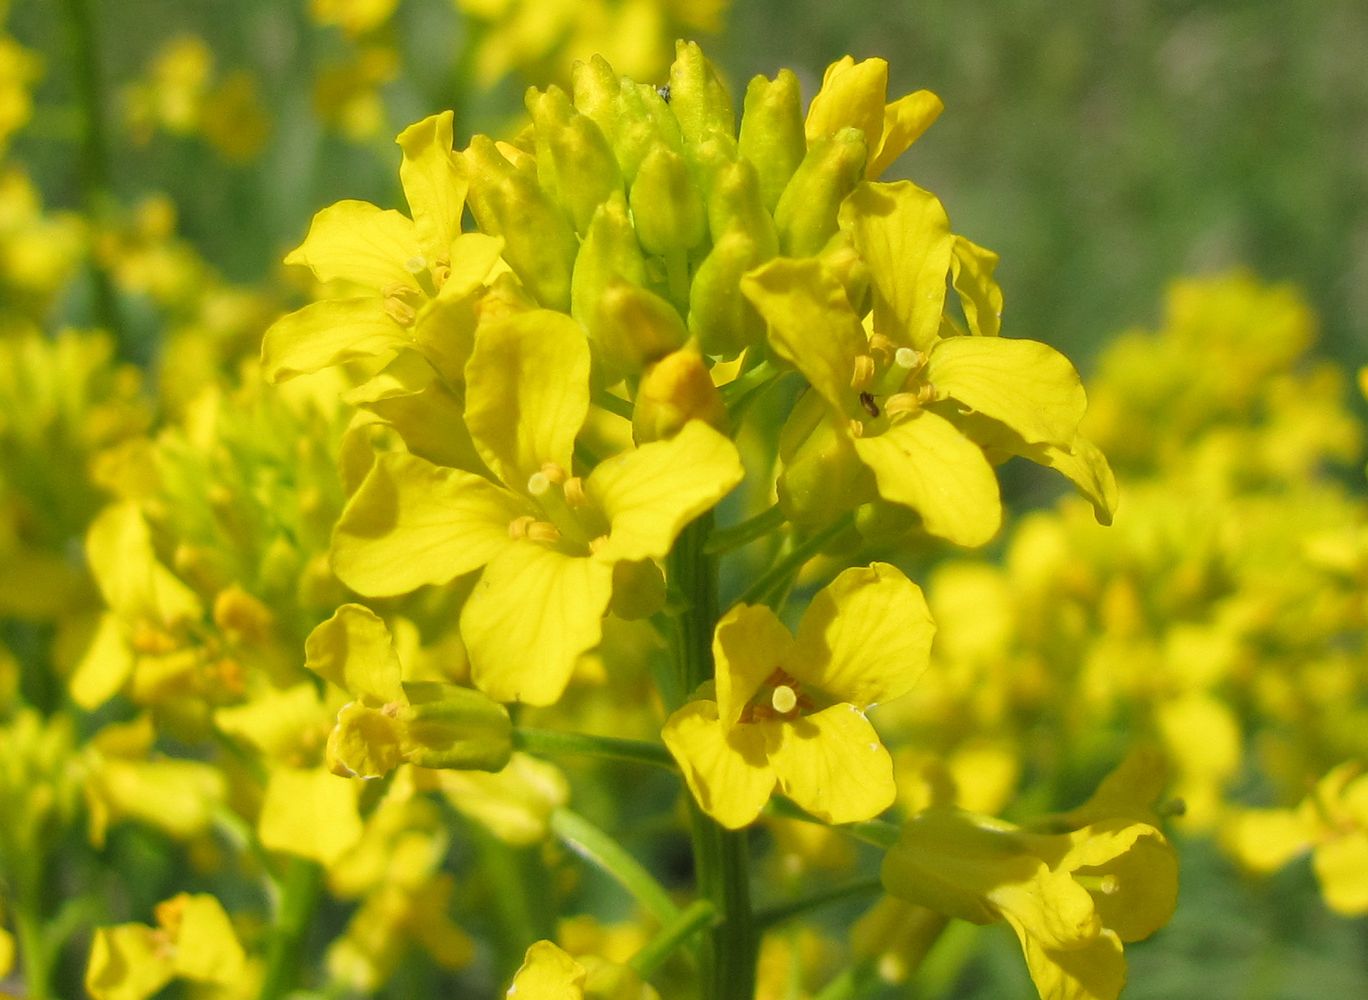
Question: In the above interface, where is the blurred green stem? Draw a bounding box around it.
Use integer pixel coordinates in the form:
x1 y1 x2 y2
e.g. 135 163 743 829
513 727 675 770
550 808 681 925
256 857 323 1000
59 0 128 356
738 513 854 606
15 893 52 1000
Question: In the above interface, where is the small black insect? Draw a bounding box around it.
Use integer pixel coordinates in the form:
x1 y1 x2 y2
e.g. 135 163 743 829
859 391 880 417
656 83 671 103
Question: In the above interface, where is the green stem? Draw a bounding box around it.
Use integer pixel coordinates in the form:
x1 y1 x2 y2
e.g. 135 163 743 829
812 959 878 1000
720 360 785 413
737 513 854 606
60 0 127 357
513 728 677 769
549 808 681 927
594 389 636 421
705 503 785 555
629 899 716 980
256 857 324 1000
14 898 52 1000
752 877 883 932
668 515 756 1000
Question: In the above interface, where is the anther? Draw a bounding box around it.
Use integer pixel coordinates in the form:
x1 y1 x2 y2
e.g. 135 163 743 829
589 534 610 553
848 418 864 438
882 392 919 417
867 333 897 364
526 521 561 543
508 515 536 539
771 684 799 714
916 382 938 404
563 476 588 508
539 462 567 485
850 354 876 391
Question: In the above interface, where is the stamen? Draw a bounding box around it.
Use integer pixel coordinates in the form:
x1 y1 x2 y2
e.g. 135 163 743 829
882 392 919 418
867 333 897 365
539 462 567 485
508 515 536 539
771 684 798 714
563 476 588 508
850 354 876 391
526 521 561 543
848 418 864 438
916 382 938 404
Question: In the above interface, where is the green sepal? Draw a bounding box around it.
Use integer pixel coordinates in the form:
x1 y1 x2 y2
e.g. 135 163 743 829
591 281 689 380
529 85 623 235
630 145 706 257
399 681 513 772
773 127 867 256
668 40 734 147
688 229 770 358
706 159 779 254
737 69 806 211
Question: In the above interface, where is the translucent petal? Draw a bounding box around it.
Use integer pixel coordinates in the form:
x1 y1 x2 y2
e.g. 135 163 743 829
304 604 404 704
839 181 953 350
461 544 614 705
661 700 774 830
464 309 590 489
261 297 407 382
927 336 1086 446
332 452 523 597
328 702 404 779
588 421 744 564
1006 917 1127 1000
171 895 247 983
86 503 202 626
85 925 174 1000
854 412 1001 548
869 89 943 178
712 603 795 728
741 257 865 415
767 705 895 824
949 235 1003 337
283 200 419 289
397 111 467 265
787 562 934 707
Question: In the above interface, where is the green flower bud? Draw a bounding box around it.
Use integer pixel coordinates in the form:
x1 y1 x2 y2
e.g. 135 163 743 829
737 69 806 211
528 85 622 235
464 135 578 311
571 54 621 143
778 394 874 523
686 129 739 206
399 681 513 772
668 40 734 147
688 229 769 358
707 159 778 253
590 281 688 380
612 80 683 183
773 127 867 256
572 192 648 352
630 145 706 256
633 346 728 444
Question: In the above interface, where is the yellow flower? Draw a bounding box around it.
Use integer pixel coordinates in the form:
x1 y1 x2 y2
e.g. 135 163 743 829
331 310 742 705
1224 761 1368 916
804 55 943 179
743 181 1114 545
504 938 659 1000
663 563 934 829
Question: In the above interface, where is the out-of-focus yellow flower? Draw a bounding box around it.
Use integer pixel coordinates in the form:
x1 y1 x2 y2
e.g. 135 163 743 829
312 45 399 140
86 894 254 1000
0 34 40 150
1224 762 1368 915
311 0 400 37
504 938 659 1000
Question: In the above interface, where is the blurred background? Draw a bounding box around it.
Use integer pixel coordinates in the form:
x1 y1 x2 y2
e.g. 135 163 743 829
5 1 1367 997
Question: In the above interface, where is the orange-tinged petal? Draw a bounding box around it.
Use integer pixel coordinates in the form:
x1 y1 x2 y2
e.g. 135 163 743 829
397 111 467 266
261 297 407 382
662 700 774 830
787 562 934 707
767 704 895 824
463 309 590 489
839 181 953 350
713 603 795 728
284 200 419 289
461 544 614 706
854 412 1001 547
588 421 744 564
332 452 524 597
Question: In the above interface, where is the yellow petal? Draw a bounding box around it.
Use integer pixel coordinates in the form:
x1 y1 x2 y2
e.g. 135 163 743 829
88 758 225 842
787 562 934 707
1314 832 1368 916
258 766 364 867
213 684 328 762
839 181 953 350
305 603 404 704
949 235 1003 337
868 90 943 178
805 56 888 152
1063 822 1177 943
283 199 419 289
332 452 524 597
767 705 895 824
926 337 1086 446
588 421 744 564
397 111 467 266
713 603 796 728
69 612 136 710
1005 916 1127 1000
436 753 569 846
661 700 775 830
506 939 585 999
170 894 247 984
461 545 614 705
1033 435 1118 526
854 412 1001 547
86 925 174 1000
86 503 202 626
463 309 590 488
261 298 407 382
741 257 865 415
328 702 404 779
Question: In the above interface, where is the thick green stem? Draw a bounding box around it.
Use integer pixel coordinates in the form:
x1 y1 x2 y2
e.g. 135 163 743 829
256 857 324 1000
14 896 52 1000
513 727 676 770
668 515 756 1000
737 513 854 607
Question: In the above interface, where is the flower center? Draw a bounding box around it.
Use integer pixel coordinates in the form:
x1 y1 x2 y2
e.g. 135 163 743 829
513 462 609 553
848 336 934 436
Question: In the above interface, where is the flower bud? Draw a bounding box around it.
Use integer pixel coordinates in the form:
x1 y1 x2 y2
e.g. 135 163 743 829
737 69 806 211
571 54 621 143
668 40 734 147
778 398 874 523
707 159 778 254
773 127 867 256
572 192 647 365
633 347 728 444
464 135 578 310
629 145 706 257
688 229 769 358
611 81 683 183
528 85 622 235
592 281 688 380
